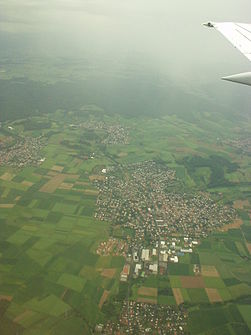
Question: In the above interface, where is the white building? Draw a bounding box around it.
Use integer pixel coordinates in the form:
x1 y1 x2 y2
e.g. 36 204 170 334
141 249 150 261
135 263 142 275
133 252 138 262
170 256 179 263
180 248 193 253
149 263 158 274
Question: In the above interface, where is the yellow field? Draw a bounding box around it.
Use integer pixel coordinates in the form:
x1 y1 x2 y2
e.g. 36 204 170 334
52 165 64 172
0 172 14 181
89 175 106 182
201 265 219 277
0 204 14 208
173 288 184 305
40 173 79 193
205 288 222 303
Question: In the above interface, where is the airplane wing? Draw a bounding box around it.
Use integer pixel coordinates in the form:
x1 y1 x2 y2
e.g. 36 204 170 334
204 22 251 86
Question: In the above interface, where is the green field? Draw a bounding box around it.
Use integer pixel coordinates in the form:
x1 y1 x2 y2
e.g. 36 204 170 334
1 104 251 334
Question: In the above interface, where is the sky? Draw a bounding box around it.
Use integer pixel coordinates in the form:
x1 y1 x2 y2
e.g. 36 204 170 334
1 0 251 109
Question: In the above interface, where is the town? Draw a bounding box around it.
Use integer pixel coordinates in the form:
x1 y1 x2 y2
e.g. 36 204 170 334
223 136 251 155
0 135 46 167
70 120 130 145
96 237 128 258
94 160 237 334
94 161 236 248
99 302 187 334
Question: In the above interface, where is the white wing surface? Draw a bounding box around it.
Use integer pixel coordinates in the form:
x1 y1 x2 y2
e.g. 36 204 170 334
204 22 251 61
204 22 251 86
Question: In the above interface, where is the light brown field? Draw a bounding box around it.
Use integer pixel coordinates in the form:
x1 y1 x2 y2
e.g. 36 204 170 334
219 218 243 232
118 152 128 157
89 175 106 182
201 265 219 277
58 183 74 190
0 295 12 301
174 147 196 154
0 172 14 181
0 204 14 208
14 310 33 323
99 290 109 309
138 287 158 297
15 196 21 201
21 181 33 187
137 297 157 304
40 174 79 193
47 171 58 177
180 276 205 288
101 268 116 279
246 243 251 255
233 200 249 209
75 181 90 187
173 288 184 305
83 189 99 196
205 288 222 303
40 174 66 193
52 165 64 172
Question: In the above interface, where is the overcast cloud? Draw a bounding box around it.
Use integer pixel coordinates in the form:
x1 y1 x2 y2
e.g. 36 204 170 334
1 0 251 100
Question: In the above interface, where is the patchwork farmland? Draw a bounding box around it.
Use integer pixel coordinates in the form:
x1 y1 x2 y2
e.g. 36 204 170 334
1 109 251 334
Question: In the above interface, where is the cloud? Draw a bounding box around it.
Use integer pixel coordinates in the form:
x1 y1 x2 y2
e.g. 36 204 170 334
1 0 251 78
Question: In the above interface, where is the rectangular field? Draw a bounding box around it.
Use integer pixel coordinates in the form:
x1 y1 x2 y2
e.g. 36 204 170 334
101 268 116 279
138 287 158 297
172 288 184 305
205 288 223 303
180 276 205 288
98 290 109 309
201 265 219 277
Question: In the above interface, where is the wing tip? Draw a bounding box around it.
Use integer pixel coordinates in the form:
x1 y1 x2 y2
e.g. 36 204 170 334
203 22 215 28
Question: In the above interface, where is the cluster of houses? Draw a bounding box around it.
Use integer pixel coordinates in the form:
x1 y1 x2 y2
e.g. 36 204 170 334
223 137 251 155
0 135 46 168
100 301 187 334
95 161 236 249
96 237 128 258
72 120 129 145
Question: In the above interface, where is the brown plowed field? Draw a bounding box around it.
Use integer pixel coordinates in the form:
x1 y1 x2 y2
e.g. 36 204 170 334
101 268 116 279
180 276 205 288
99 290 109 309
0 295 12 301
219 218 243 232
233 200 249 209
